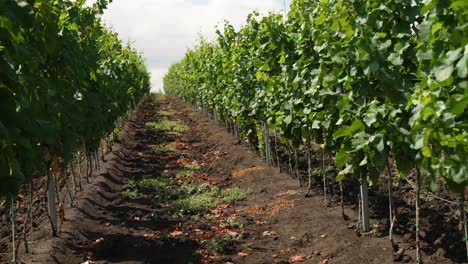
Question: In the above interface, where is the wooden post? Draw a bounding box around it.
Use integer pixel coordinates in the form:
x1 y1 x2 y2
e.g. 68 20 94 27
415 167 422 263
460 193 468 262
322 149 327 207
360 171 370 232
46 168 58 237
11 199 16 264
263 121 272 167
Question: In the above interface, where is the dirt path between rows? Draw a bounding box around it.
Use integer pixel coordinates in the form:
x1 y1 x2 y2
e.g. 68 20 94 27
18 96 453 264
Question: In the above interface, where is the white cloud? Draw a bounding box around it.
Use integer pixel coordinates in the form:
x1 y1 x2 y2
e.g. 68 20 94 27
93 0 291 92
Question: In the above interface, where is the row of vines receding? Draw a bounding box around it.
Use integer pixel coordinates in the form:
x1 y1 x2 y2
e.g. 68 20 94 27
164 0 467 262
1 0 151 262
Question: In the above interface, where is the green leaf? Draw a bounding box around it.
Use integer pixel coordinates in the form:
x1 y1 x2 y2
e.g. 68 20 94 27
447 94 468 115
336 173 346 182
363 112 377 127
445 48 462 63
416 50 432 61
387 53 403 66
359 156 368 166
422 146 432 157
418 21 432 42
337 164 353 180
456 54 467 78
394 41 410 54
284 115 292 125
433 65 454 82
413 133 424 150
278 53 286 64
333 119 364 139
335 149 349 167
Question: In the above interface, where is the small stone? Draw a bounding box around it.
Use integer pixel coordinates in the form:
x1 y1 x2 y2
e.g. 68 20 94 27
433 237 443 246
392 248 405 261
435 248 446 257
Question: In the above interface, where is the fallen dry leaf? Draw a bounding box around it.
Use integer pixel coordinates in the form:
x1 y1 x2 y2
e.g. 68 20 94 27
225 230 238 237
170 230 184 237
237 252 250 257
160 203 171 208
143 233 160 240
275 190 301 197
289 255 307 263
232 166 266 177
262 230 278 237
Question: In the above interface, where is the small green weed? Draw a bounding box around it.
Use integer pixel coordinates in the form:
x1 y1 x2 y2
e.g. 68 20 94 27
173 191 220 212
158 110 177 117
173 184 250 213
121 189 138 199
146 120 188 135
182 163 200 170
204 237 235 253
151 92 165 101
225 219 244 229
221 187 251 203
138 178 173 190
180 180 216 195
152 144 177 153
176 170 195 178
112 127 120 141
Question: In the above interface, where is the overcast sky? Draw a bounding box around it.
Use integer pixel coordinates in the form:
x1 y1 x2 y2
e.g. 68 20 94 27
92 0 291 92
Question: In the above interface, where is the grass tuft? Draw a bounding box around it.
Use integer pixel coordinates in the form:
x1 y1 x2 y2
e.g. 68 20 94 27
173 192 219 212
121 189 138 199
152 144 177 153
151 92 165 101
182 163 200 170
146 120 189 136
158 110 178 117
221 187 251 203
176 170 195 178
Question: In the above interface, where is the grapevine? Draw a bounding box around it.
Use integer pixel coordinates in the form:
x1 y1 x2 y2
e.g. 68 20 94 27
164 0 467 261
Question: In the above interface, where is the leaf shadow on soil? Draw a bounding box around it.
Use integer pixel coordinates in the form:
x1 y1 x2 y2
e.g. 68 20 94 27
74 230 201 264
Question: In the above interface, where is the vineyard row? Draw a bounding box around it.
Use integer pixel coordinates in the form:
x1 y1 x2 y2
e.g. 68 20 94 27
164 0 467 262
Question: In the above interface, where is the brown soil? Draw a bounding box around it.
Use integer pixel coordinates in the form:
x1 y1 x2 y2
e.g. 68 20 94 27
0 96 462 263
